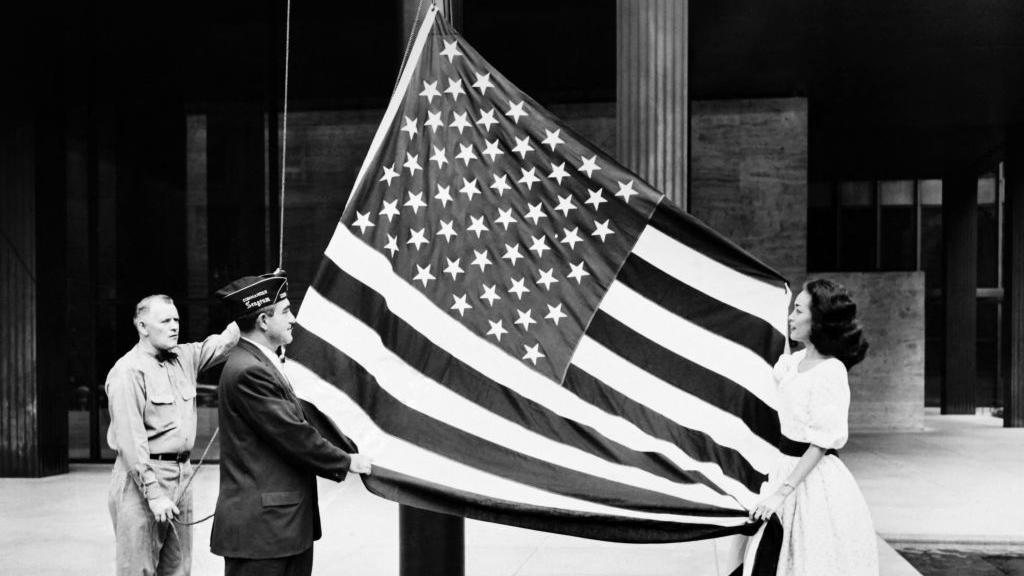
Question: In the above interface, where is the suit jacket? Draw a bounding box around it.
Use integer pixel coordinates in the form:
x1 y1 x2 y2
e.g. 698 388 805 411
211 339 352 559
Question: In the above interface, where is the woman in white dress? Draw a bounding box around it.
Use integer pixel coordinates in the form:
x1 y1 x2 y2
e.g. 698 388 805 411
750 279 879 575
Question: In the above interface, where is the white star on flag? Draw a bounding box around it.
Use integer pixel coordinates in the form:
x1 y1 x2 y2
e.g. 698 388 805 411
404 191 426 214
495 208 516 229
380 164 399 186
445 77 466 100
440 39 462 63
459 178 482 201
383 234 399 257
403 152 422 175
434 184 453 207
528 235 550 257
512 136 534 159
401 116 418 139
544 303 567 325
517 167 540 190
471 249 492 272
419 80 440 103
436 220 457 242
472 71 494 94
567 260 590 284
490 174 511 195
485 319 507 341
579 154 601 178
425 110 444 132
524 202 547 225
353 211 374 233
443 257 464 280
430 146 449 168
412 264 434 287
450 294 472 316
548 162 570 185
585 188 607 211
541 129 564 150
482 139 503 162
467 215 488 238
514 308 536 331
456 143 478 165
480 284 501 306
449 111 471 134
522 343 545 364
554 195 576 217
502 243 524 266
505 100 527 123
559 227 583 250
536 268 558 290
592 220 614 242
407 228 428 250
378 199 400 222
476 108 499 131
615 180 638 203
508 276 529 299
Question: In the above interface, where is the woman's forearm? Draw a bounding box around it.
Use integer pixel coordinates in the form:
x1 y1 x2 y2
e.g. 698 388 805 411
778 445 826 497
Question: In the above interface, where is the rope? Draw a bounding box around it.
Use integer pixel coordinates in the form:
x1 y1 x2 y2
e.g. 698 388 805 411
170 427 220 527
277 0 293 270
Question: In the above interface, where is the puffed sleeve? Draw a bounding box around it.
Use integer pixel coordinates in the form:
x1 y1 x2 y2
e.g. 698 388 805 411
804 360 850 450
772 353 797 383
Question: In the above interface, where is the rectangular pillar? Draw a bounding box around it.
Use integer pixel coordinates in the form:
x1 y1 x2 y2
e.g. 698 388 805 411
1004 130 1024 427
942 172 978 414
0 16 69 476
616 0 688 207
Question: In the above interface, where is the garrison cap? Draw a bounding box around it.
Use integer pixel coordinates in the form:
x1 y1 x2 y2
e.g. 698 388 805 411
216 269 289 320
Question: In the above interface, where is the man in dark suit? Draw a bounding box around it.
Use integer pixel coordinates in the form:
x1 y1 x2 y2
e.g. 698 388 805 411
211 270 372 576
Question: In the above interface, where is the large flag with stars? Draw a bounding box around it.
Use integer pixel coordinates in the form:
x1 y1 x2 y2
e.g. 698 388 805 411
285 4 791 557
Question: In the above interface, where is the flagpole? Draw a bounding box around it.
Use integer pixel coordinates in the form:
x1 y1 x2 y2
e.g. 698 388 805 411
394 6 465 575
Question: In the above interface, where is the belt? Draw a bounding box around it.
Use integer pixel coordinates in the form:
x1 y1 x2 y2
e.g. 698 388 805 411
778 437 839 458
151 451 191 463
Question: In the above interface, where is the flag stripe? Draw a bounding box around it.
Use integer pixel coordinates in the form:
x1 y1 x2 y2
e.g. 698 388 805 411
598 282 779 413
646 200 788 287
585 310 781 447
364 467 758 544
571 336 778 479
635 213 791 338
562 364 766 496
616 253 786 365
290 320 744 515
305 262 738 498
286 356 752 528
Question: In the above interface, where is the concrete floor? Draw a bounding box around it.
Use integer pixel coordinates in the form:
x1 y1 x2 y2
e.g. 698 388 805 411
3 411 1020 575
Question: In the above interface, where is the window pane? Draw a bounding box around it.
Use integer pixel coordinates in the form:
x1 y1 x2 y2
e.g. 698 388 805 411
879 180 914 206
976 300 1000 407
880 204 916 270
837 181 876 271
808 181 837 271
978 177 999 288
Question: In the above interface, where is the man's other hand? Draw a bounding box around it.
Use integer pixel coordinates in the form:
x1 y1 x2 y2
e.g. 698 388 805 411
350 454 373 475
148 496 180 523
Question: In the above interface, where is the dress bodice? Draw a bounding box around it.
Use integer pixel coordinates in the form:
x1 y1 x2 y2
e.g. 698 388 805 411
773 349 850 450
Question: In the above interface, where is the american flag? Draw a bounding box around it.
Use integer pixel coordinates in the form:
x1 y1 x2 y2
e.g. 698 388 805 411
286 4 790 564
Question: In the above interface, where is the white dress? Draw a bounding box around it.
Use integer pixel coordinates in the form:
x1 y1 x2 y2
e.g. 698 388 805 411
768 350 878 576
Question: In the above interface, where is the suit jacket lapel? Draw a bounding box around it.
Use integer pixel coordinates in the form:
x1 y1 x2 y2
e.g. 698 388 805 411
237 339 299 402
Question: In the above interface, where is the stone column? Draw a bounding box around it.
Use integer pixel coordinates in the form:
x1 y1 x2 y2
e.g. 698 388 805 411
942 172 978 414
1004 130 1024 427
616 0 688 207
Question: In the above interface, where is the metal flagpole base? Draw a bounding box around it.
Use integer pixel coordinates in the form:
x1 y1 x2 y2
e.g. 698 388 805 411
399 505 465 576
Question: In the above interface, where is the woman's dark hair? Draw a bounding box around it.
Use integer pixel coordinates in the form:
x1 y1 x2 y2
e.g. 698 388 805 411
804 278 869 369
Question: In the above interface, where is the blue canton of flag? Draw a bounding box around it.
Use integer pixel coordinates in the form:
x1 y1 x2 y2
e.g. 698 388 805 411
341 15 660 382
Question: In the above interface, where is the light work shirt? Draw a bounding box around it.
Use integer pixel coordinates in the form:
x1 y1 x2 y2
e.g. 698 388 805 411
105 323 239 499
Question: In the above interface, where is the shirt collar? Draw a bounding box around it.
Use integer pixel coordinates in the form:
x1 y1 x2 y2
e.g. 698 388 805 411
242 337 282 367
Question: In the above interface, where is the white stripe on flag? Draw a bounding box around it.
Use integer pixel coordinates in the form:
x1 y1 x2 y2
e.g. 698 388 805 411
572 336 778 479
599 282 779 411
300 288 744 511
632 226 791 337
313 225 760 503
284 359 752 528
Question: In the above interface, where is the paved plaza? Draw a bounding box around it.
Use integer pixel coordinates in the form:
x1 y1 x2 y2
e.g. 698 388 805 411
3 411 1021 575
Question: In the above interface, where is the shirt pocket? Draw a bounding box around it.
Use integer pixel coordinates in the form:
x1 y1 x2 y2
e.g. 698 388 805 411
144 376 176 430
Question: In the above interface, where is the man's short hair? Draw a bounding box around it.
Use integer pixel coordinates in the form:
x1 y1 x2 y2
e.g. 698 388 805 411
134 294 175 323
236 304 277 333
